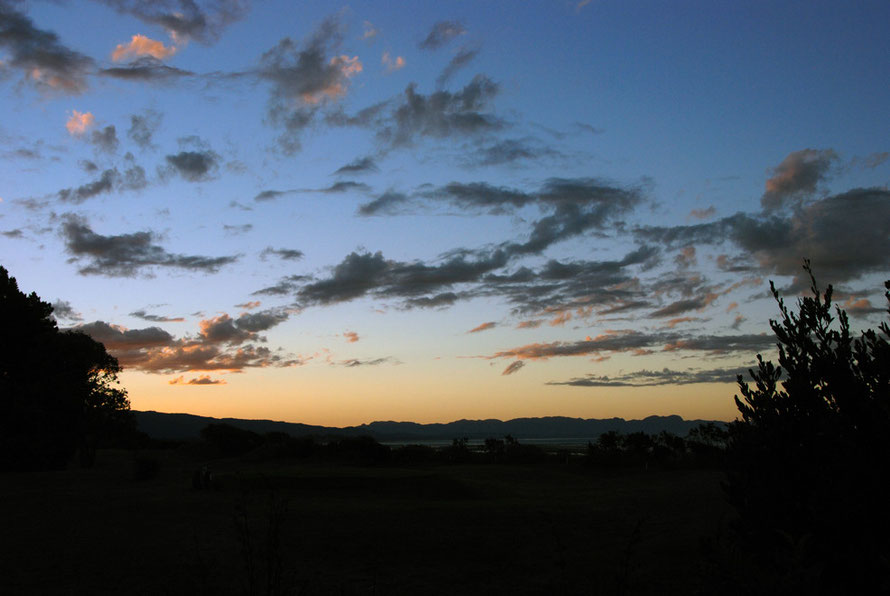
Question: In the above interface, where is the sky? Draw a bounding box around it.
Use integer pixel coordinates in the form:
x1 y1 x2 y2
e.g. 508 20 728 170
1 0 889 426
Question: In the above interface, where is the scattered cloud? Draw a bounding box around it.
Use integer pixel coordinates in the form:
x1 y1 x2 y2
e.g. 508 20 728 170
549 366 748 387
382 51 405 72
128 109 163 148
436 46 479 87
487 330 773 362
261 247 304 261
761 148 838 211
338 357 396 367
57 165 147 203
501 361 525 375
66 111 95 136
689 206 716 220
130 309 185 322
235 300 261 309
0 3 93 93
333 156 378 175
223 223 253 235
258 18 362 153
164 149 219 181
361 21 379 41
61 214 238 276
343 331 359 343
111 34 177 61
468 321 496 333
169 374 226 385
99 58 194 82
419 21 465 50
52 300 82 321
96 0 250 45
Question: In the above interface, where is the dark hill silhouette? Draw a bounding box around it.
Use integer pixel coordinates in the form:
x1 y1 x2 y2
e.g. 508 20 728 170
133 410 724 442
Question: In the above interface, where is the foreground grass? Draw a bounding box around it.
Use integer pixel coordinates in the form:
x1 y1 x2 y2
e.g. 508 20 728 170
0 450 732 595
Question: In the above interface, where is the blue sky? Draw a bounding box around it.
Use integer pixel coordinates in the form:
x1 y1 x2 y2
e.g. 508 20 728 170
1 0 888 425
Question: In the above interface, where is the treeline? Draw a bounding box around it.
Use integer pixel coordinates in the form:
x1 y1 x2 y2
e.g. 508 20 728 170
188 420 728 468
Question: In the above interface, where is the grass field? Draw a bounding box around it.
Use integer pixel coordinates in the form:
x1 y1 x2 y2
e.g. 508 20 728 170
0 449 733 595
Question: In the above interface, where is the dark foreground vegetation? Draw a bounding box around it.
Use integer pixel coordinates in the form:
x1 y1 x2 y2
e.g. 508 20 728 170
2 262 889 594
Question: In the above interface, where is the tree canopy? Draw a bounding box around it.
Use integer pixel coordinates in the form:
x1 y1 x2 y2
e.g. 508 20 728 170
725 264 890 593
0 266 132 471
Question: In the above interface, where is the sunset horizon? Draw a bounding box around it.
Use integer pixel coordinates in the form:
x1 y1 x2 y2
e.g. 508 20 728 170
3 1 888 428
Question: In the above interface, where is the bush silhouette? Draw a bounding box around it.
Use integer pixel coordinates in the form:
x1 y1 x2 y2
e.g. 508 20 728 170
0 265 133 471
725 263 890 593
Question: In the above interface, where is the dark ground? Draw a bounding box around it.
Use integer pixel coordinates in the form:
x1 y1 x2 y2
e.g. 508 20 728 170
0 450 733 595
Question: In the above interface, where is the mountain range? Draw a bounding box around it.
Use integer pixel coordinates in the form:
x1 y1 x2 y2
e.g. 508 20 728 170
133 410 727 442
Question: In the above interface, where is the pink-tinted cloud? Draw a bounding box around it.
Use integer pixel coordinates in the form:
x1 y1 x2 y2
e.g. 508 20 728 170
302 55 362 104
689 206 716 220
111 34 177 62
762 148 838 211
382 51 405 72
236 300 261 309
66 110 95 135
361 21 379 40
516 319 543 329
468 321 496 333
549 311 572 327
169 374 226 385
344 331 360 343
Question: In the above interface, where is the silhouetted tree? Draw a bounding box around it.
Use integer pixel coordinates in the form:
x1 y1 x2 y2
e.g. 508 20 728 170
0 265 132 470
725 264 890 593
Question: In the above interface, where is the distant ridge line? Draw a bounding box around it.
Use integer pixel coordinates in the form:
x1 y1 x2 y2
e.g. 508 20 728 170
133 410 728 441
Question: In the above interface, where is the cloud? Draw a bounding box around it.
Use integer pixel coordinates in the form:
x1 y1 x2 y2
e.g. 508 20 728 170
73 320 175 350
2 229 24 238
663 188 890 284
99 58 193 82
258 18 362 153
169 374 226 385
128 109 162 148
549 366 748 387
61 214 238 276
380 75 502 147
0 4 93 93
487 330 773 362
419 21 465 50
251 274 305 296
468 138 559 167
689 206 716 220
516 319 543 329
57 165 146 203
436 46 478 87
334 156 378 175
66 111 95 136
501 361 525 376
361 21 379 41
343 331 359 343
339 357 396 367
223 223 252 235
112 34 177 61
96 0 249 45
761 148 838 211
382 51 405 72
130 309 185 322
358 191 410 216
73 316 300 374
468 321 496 333
51 300 82 322
90 125 119 153
295 243 655 317
235 300 260 309
165 149 219 181
260 247 304 261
